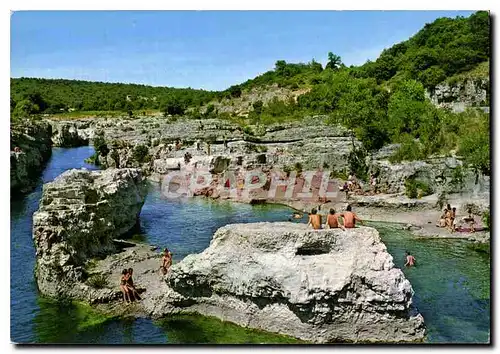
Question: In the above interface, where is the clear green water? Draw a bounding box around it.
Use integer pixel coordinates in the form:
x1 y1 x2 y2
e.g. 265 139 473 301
10 147 490 343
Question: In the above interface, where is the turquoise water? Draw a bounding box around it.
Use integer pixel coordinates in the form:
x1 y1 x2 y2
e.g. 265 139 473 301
10 147 490 343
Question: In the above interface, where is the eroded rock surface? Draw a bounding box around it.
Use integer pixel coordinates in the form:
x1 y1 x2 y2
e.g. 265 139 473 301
10 121 53 194
163 223 425 343
33 168 147 298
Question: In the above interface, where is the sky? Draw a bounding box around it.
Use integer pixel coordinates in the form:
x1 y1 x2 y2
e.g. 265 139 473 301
11 10 475 91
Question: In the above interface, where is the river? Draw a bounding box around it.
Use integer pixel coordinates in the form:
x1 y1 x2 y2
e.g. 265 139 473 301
10 146 490 343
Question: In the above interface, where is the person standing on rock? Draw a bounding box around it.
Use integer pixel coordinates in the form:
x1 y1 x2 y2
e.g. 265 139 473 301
325 209 341 229
307 208 322 230
339 205 364 229
160 248 173 275
404 251 416 267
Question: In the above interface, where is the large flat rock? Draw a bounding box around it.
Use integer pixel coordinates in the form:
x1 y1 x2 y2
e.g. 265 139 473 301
164 222 426 343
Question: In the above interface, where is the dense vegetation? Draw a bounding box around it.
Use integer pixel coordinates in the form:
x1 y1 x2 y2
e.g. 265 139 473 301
10 78 217 118
10 11 490 175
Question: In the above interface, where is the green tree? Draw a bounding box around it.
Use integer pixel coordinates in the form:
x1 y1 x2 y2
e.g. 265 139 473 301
325 52 342 71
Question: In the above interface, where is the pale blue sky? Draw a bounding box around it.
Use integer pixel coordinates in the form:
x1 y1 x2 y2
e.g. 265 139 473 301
11 10 474 90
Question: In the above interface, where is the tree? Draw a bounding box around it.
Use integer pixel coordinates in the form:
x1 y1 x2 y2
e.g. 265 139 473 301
309 59 323 73
252 100 264 115
228 85 242 98
162 96 185 116
325 52 342 71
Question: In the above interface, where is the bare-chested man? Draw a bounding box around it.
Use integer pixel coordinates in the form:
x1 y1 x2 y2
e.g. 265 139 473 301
326 208 340 229
307 208 322 230
405 251 416 267
340 205 364 229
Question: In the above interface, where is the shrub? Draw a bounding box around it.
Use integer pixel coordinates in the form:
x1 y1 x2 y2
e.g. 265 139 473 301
86 274 108 289
405 177 432 199
132 144 150 163
283 165 292 177
482 208 490 230
92 133 109 157
294 162 303 175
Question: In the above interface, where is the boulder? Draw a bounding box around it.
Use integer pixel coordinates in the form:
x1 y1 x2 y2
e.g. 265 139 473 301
166 222 426 343
33 168 148 298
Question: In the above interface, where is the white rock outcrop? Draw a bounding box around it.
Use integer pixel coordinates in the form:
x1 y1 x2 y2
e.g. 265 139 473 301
165 222 426 343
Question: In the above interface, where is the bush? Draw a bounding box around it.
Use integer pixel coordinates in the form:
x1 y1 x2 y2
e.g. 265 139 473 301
132 144 150 163
348 145 368 182
283 165 292 177
482 208 490 230
405 177 432 199
294 162 303 175
86 274 108 289
92 133 109 157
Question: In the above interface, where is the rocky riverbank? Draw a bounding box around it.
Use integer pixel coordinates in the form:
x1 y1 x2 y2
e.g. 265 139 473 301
40 115 490 245
32 166 426 343
33 168 148 298
10 121 53 195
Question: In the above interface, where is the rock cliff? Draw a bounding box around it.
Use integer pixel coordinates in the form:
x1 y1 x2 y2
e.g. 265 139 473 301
33 168 147 298
427 77 489 113
10 121 52 195
50 120 92 147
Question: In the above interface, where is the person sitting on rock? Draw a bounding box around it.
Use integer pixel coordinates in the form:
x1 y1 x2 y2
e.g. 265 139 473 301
339 205 364 229
307 208 322 230
463 209 476 233
325 208 340 229
404 251 416 267
436 208 447 228
160 248 173 275
125 268 142 301
120 269 132 303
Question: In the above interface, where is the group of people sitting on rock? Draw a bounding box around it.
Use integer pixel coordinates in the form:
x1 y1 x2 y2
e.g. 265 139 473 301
119 268 142 303
119 248 173 304
306 205 364 230
436 204 477 233
339 173 379 199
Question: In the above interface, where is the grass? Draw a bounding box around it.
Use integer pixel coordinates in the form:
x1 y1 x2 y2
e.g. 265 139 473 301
73 301 114 331
156 313 307 344
86 273 109 289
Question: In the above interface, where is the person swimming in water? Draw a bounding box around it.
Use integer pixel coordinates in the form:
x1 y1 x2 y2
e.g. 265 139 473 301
404 251 416 267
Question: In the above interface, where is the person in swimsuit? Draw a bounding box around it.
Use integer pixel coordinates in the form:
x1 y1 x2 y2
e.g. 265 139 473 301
160 248 173 275
125 268 142 301
307 208 322 230
437 208 447 228
325 208 340 229
463 209 476 233
120 269 131 303
451 207 457 232
404 251 416 267
339 205 364 229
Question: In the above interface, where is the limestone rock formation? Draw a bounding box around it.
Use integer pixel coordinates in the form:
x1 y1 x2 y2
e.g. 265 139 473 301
51 121 91 147
10 121 53 194
427 78 489 113
165 222 426 343
33 168 147 298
